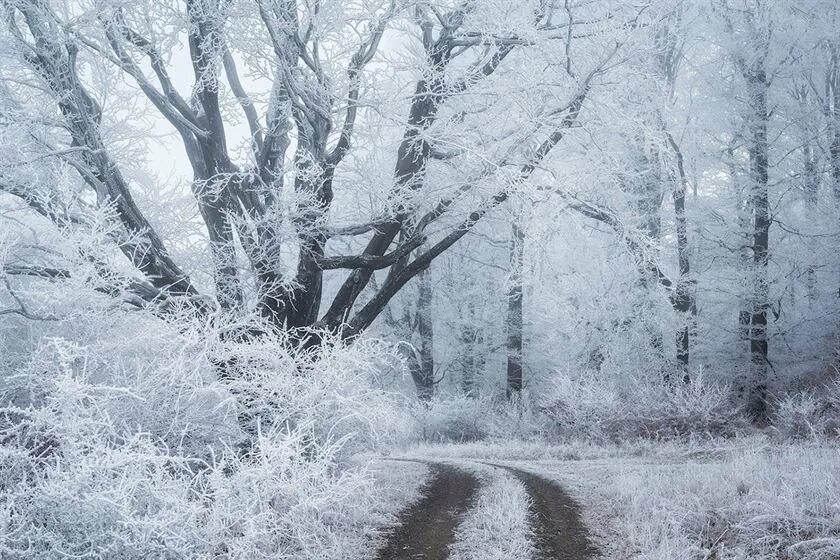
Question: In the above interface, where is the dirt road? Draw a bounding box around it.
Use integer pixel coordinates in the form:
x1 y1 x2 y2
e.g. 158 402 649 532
374 461 480 560
374 460 597 560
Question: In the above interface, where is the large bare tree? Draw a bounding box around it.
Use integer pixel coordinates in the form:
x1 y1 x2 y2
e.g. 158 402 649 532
1 0 632 360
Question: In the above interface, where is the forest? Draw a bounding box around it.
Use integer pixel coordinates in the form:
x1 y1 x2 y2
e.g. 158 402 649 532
1 0 839 558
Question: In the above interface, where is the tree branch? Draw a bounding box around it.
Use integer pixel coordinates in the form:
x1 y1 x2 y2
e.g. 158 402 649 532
223 47 264 153
340 75 598 336
316 234 425 270
327 0 396 166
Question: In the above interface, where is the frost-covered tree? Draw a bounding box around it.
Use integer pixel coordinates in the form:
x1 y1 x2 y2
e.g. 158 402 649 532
0 0 640 357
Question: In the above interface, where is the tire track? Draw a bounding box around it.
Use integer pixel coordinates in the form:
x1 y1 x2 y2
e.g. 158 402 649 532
481 462 599 560
375 460 480 560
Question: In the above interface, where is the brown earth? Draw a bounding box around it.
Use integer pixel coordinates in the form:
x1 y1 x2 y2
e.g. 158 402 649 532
374 460 480 560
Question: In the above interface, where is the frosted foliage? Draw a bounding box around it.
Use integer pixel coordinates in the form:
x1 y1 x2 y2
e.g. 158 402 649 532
541 370 746 439
0 301 415 558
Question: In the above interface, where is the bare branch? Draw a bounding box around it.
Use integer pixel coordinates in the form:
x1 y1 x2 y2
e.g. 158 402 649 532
327 0 396 166
317 234 425 270
340 70 599 336
223 47 264 153
5 3 197 296
325 216 397 238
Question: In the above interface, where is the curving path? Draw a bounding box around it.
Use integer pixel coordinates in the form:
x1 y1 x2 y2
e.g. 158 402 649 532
375 459 598 560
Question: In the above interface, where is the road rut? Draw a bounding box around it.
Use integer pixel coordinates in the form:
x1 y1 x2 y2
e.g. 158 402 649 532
374 461 479 560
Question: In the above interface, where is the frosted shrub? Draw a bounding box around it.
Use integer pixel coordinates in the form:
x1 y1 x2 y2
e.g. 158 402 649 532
199 428 385 559
0 419 383 558
414 395 490 442
540 369 621 439
1 331 240 459
214 330 416 459
541 369 744 440
773 383 840 440
412 393 550 443
481 392 552 440
0 307 416 559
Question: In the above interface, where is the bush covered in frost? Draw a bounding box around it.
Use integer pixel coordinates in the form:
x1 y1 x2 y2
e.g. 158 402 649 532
771 380 840 440
540 369 746 440
0 301 416 559
410 392 552 443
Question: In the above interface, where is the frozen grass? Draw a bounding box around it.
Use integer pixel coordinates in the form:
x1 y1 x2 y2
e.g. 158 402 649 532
447 464 535 560
580 442 840 560
361 459 430 552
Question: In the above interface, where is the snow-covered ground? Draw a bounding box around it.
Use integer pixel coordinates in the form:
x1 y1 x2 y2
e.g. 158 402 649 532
380 436 840 559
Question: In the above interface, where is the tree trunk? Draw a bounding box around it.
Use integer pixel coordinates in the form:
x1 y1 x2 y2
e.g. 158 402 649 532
735 181 753 347
745 70 771 423
804 135 819 305
672 194 693 381
666 132 695 381
830 46 840 298
415 267 435 400
627 143 665 362
460 302 483 398
506 222 525 398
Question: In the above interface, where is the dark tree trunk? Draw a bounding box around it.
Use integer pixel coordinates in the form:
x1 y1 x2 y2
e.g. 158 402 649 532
626 143 665 362
379 254 436 401
666 132 695 381
186 2 245 311
804 136 819 305
745 69 771 423
197 196 243 311
506 222 525 398
460 337 477 397
736 187 753 347
415 267 435 400
830 47 840 298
